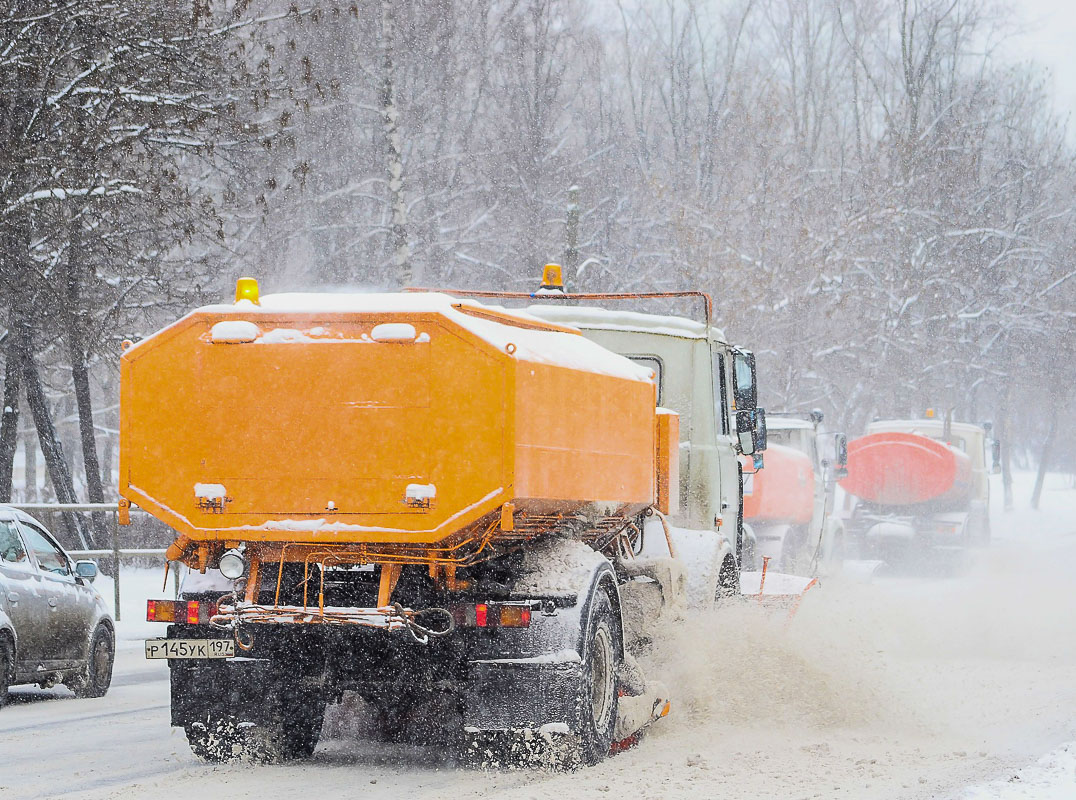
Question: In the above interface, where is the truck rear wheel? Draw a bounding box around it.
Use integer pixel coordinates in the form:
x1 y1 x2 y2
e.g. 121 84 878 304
184 689 326 763
184 713 242 762
577 588 620 765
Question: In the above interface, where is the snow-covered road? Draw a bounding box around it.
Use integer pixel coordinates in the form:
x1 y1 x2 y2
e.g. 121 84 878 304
3 472 1075 800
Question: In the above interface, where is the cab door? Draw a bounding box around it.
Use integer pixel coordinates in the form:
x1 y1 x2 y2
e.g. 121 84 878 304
0 516 46 671
17 520 85 668
709 346 742 552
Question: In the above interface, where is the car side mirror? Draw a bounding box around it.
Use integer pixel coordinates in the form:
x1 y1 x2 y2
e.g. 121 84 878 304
74 560 98 582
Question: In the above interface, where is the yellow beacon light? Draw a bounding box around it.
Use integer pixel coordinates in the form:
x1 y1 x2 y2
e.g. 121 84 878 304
924 408 935 419
235 277 261 305
540 263 564 291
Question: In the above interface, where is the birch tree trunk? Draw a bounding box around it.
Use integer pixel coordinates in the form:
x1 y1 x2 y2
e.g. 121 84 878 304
379 0 413 287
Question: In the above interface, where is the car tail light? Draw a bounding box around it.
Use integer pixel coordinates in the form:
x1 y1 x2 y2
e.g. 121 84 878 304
475 603 488 628
147 599 217 624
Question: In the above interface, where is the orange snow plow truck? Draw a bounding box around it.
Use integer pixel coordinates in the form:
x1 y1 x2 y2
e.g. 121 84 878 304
121 276 736 765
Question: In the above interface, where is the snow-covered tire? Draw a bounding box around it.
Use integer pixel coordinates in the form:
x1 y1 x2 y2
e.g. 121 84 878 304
0 636 11 708
184 713 243 762
185 692 326 763
576 587 620 765
69 624 114 699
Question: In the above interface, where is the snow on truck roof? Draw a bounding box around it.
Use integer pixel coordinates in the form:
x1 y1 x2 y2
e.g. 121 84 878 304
525 304 725 342
766 416 815 431
868 419 986 438
161 291 655 384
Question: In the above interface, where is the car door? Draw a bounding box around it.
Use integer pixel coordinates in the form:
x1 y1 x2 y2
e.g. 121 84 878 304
17 520 84 667
0 515 46 671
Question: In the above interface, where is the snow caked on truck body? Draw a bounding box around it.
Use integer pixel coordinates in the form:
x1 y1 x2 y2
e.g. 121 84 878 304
123 269 768 765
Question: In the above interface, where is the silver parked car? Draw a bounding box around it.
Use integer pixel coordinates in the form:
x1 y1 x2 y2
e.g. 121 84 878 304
0 505 115 707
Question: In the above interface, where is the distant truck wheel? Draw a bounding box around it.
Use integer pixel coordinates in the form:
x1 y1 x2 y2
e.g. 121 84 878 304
576 588 620 765
966 505 991 547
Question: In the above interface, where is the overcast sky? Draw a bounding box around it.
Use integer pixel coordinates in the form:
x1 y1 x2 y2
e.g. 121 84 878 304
1007 0 1076 133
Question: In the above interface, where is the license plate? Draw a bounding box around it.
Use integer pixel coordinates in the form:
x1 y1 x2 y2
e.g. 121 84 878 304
145 638 235 659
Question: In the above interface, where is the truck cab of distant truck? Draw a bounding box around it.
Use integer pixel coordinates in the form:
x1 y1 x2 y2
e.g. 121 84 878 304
528 305 763 596
742 412 848 574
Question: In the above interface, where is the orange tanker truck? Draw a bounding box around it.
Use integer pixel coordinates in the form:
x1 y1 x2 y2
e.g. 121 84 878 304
124 272 767 764
740 411 849 575
839 416 1000 563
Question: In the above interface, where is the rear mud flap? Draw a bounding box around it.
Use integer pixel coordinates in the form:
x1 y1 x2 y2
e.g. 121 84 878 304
170 658 275 727
463 660 582 732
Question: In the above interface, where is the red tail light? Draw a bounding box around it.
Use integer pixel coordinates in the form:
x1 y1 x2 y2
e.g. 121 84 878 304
147 599 217 624
147 599 175 622
467 602 530 628
499 605 531 627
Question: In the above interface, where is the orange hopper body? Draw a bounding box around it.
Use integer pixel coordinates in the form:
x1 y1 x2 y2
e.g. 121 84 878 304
839 431 971 508
741 444 814 525
119 293 672 563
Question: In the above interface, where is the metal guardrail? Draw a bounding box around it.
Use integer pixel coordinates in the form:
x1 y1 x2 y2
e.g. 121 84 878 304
7 502 173 622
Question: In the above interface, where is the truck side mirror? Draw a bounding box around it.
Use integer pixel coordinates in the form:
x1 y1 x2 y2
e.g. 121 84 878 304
835 433 849 480
991 440 1002 474
736 408 766 456
732 350 757 411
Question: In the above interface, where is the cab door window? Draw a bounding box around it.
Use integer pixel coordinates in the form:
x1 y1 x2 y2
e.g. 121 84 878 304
628 356 663 406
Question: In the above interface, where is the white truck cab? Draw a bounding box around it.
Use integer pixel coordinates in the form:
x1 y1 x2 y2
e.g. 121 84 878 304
528 305 760 597
752 413 847 573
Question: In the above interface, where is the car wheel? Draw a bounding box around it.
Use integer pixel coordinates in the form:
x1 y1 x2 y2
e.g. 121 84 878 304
70 624 114 699
0 636 11 709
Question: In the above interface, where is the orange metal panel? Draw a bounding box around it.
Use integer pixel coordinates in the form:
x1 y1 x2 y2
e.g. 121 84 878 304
839 431 971 507
121 312 510 545
741 444 814 525
655 410 680 515
513 361 655 505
